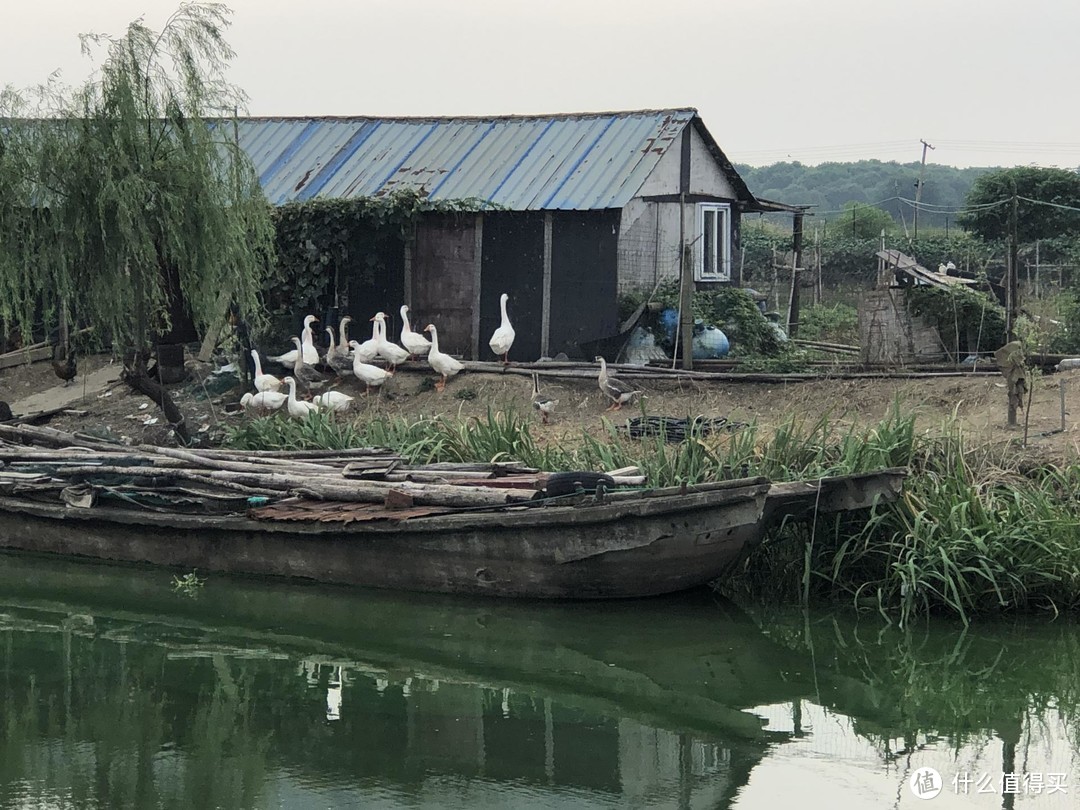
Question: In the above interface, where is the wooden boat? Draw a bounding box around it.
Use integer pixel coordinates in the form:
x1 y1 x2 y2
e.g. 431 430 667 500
0 424 905 599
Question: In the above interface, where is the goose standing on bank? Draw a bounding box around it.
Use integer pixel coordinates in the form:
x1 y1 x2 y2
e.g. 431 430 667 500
531 372 557 425
488 293 515 364
596 356 642 411
372 312 410 371
424 324 464 393
289 336 329 395
250 349 283 393
283 376 318 419
314 390 355 413
270 315 320 365
351 316 380 364
241 389 287 416
337 316 353 357
324 327 353 380
399 305 431 359
348 340 390 395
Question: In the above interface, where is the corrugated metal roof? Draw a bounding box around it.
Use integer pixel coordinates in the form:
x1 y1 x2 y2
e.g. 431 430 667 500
235 109 699 211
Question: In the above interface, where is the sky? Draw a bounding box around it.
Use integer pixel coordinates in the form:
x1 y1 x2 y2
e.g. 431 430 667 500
3 0 1079 170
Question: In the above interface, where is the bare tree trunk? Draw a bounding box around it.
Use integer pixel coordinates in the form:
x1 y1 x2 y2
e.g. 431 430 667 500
123 351 193 446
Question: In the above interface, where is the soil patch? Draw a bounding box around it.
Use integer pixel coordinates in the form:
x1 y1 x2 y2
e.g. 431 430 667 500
5 353 1080 462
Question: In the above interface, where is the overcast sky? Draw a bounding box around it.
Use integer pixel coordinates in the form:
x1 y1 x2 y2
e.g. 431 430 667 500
4 0 1078 170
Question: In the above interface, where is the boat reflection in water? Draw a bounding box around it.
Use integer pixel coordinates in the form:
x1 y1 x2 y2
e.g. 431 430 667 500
0 553 813 809
3 553 1078 809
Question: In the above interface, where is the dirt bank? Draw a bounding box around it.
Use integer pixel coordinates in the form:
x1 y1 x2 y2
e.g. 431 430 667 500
4 352 1080 463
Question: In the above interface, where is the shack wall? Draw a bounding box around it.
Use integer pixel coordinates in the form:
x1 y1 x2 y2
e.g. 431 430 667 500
859 289 947 364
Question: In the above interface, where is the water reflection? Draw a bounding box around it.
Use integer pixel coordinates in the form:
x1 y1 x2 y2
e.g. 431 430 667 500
0 552 1077 809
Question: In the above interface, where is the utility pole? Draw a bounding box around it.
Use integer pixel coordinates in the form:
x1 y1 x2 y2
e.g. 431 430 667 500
1007 194 1020 426
913 139 935 240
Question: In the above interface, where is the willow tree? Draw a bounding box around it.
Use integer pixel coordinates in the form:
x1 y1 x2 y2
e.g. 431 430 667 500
0 2 273 444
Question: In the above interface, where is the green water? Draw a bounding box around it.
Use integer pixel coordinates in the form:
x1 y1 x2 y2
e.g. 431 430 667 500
0 552 1076 809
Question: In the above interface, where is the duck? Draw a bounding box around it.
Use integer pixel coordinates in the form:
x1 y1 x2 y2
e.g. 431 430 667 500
348 340 390 395
270 315 320 365
324 327 354 379
289 336 329 395
596 356 642 411
250 349 283 393
488 292 515 364
314 390 355 413
372 312 410 370
351 316 380 364
51 344 77 386
531 372 558 425
399 305 432 359
424 324 464 393
337 316 354 357
283 376 319 419
241 389 287 416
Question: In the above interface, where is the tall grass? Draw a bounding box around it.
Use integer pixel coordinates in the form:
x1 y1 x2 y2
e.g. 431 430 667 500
224 405 914 486
724 413 1080 624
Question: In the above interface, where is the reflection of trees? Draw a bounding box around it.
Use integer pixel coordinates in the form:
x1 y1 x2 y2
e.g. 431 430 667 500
751 608 1080 759
0 617 276 808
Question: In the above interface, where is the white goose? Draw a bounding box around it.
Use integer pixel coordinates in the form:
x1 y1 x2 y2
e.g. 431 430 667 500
424 324 464 393
270 315 320 365
250 349 282 393
400 305 431 359
373 312 410 370
351 317 380 364
241 389 287 415
314 390 355 412
488 292 515 364
284 376 319 419
348 340 390 395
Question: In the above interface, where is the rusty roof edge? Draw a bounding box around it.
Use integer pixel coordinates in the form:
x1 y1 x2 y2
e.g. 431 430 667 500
227 107 699 125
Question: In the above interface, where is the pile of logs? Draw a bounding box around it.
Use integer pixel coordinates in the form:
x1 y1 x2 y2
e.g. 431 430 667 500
0 423 644 513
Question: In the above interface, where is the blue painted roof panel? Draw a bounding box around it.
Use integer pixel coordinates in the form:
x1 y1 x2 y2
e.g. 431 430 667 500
235 109 699 210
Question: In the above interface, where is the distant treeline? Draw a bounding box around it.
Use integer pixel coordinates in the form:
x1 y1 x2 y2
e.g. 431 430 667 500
735 160 997 231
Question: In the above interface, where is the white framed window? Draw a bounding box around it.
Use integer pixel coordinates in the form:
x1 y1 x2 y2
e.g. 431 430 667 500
696 203 732 281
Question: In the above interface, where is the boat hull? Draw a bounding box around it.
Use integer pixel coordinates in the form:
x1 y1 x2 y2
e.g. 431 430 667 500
0 469 905 599
0 482 770 599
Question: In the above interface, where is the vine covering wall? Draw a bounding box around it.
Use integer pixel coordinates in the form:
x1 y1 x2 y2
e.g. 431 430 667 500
261 191 489 342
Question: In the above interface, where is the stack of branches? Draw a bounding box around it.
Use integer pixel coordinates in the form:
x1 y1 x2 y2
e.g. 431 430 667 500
0 423 548 511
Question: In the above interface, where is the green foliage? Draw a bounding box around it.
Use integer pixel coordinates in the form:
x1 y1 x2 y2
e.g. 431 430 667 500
262 192 490 341
727 410 1080 623
905 285 1007 356
958 167 1080 243
842 201 894 239
649 280 787 357
225 405 914 489
736 159 994 229
795 303 859 344
0 3 275 350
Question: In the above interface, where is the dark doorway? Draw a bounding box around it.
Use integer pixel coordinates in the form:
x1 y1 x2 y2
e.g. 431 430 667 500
549 211 619 359
480 212 544 362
